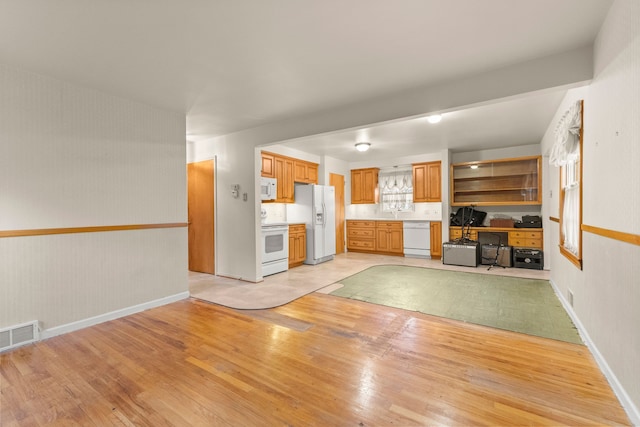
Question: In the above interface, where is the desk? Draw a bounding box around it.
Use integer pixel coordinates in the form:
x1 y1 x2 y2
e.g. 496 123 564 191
449 226 543 249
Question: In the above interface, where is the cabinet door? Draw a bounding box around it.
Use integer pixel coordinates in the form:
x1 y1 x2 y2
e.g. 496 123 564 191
275 157 295 203
375 229 389 252
413 162 441 202
426 162 441 202
363 169 378 203
430 222 442 259
307 164 318 184
389 228 404 253
351 170 363 203
413 163 428 202
261 153 275 178
289 233 297 265
294 162 308 183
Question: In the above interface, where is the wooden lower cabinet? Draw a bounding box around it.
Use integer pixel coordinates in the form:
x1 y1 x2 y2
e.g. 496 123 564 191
508 230 543 249
288 224 306 268
347 220 403 256
430 221 442 259
346 220 376 252
375 221 403 255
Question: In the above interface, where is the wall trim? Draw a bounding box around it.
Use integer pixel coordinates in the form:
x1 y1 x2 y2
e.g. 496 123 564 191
548 279 639 425
582 224 640 246
0 223 188 238
548 218 640 246
40 291 190 340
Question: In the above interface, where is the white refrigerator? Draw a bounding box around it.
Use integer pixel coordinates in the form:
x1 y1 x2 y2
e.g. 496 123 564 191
290 184 336 265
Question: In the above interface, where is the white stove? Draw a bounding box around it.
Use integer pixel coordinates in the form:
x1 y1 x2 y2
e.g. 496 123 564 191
261 223 289 276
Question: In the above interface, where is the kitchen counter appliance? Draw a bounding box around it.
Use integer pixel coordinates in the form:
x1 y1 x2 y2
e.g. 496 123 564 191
403 221 431 258
261 223 289 276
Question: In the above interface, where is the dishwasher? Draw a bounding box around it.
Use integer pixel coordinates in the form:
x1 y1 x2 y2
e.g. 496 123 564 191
403 221 430 258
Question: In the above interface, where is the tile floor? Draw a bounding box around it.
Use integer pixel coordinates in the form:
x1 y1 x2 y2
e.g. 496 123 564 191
189 252 550 307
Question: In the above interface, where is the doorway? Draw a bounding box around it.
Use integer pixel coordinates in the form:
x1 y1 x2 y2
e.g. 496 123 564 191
187 160 215 274
330 173 345 254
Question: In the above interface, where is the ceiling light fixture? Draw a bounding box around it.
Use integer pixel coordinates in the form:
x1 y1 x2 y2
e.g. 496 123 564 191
426 114 442 124
355 142 371 152
470 164 479 169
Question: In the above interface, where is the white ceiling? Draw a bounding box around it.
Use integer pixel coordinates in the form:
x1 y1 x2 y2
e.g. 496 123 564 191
0 0 613 160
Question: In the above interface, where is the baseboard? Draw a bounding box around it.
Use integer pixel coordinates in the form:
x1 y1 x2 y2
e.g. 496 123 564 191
40 291 190 340
549 279 640 426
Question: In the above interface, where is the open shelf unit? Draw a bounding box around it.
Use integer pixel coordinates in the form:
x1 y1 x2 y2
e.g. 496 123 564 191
450 156 541 206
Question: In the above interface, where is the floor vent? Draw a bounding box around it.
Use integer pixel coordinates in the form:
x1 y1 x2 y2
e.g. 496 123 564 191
0 321 39 353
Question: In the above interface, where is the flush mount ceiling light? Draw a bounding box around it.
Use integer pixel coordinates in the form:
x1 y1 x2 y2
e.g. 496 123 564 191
470 164 479 169
355 142 371 152
426 114 442 124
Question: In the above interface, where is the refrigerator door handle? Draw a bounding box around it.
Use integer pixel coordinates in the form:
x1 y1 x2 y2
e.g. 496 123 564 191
322 202 326 227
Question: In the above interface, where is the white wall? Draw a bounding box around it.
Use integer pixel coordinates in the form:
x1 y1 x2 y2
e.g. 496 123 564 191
542 1 640 421
0 64 188 333
189 137 261 282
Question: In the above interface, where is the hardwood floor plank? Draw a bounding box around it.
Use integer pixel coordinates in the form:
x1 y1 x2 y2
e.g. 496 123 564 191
0 294 630 426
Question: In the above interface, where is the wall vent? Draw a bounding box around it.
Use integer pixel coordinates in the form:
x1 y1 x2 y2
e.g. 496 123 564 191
0 321 39 353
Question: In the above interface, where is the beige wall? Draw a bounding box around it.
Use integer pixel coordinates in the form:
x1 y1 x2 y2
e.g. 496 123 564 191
541 0 640 421
0 64 188 333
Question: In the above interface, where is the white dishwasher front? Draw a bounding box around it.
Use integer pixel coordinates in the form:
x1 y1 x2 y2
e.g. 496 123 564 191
403 221 430 258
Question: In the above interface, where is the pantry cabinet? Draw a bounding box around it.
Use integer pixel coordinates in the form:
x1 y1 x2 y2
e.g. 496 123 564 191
351 168 379 204
412 161 441 202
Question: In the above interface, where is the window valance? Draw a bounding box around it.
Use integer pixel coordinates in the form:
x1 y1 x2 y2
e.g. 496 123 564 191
549 100 582 167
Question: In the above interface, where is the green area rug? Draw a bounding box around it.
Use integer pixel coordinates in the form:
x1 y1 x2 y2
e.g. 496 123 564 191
330 265 582 344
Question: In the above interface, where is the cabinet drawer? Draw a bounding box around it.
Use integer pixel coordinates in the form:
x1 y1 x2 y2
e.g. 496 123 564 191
525 231 542 239
347 220 375 228
348 239 375 249
526 239 542 248
510 238 526 247
510 231 526 239
289 224 306 233
376 221 402 229
348 228 375 238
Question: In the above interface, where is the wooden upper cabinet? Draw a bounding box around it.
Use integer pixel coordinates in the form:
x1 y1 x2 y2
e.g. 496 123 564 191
450 156 541 206
413 161 441 202
274 156 295 203
351 168 379 204
261 152 275 178
294 160 319 184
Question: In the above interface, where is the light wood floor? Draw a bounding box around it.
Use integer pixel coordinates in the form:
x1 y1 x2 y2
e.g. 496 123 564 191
1 281 630 425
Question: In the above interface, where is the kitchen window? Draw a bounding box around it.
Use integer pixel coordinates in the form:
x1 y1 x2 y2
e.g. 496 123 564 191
379 167 414 214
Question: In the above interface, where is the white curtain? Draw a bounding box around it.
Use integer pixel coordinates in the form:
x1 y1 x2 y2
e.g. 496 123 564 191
551 100 582 256
549 100 582 167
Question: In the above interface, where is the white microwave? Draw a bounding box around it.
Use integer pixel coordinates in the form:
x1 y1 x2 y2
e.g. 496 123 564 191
260 177 277 201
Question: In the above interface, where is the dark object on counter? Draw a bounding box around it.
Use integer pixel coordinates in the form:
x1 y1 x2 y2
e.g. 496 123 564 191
449 207 487 227
513 248 544 270
514 215 542 228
